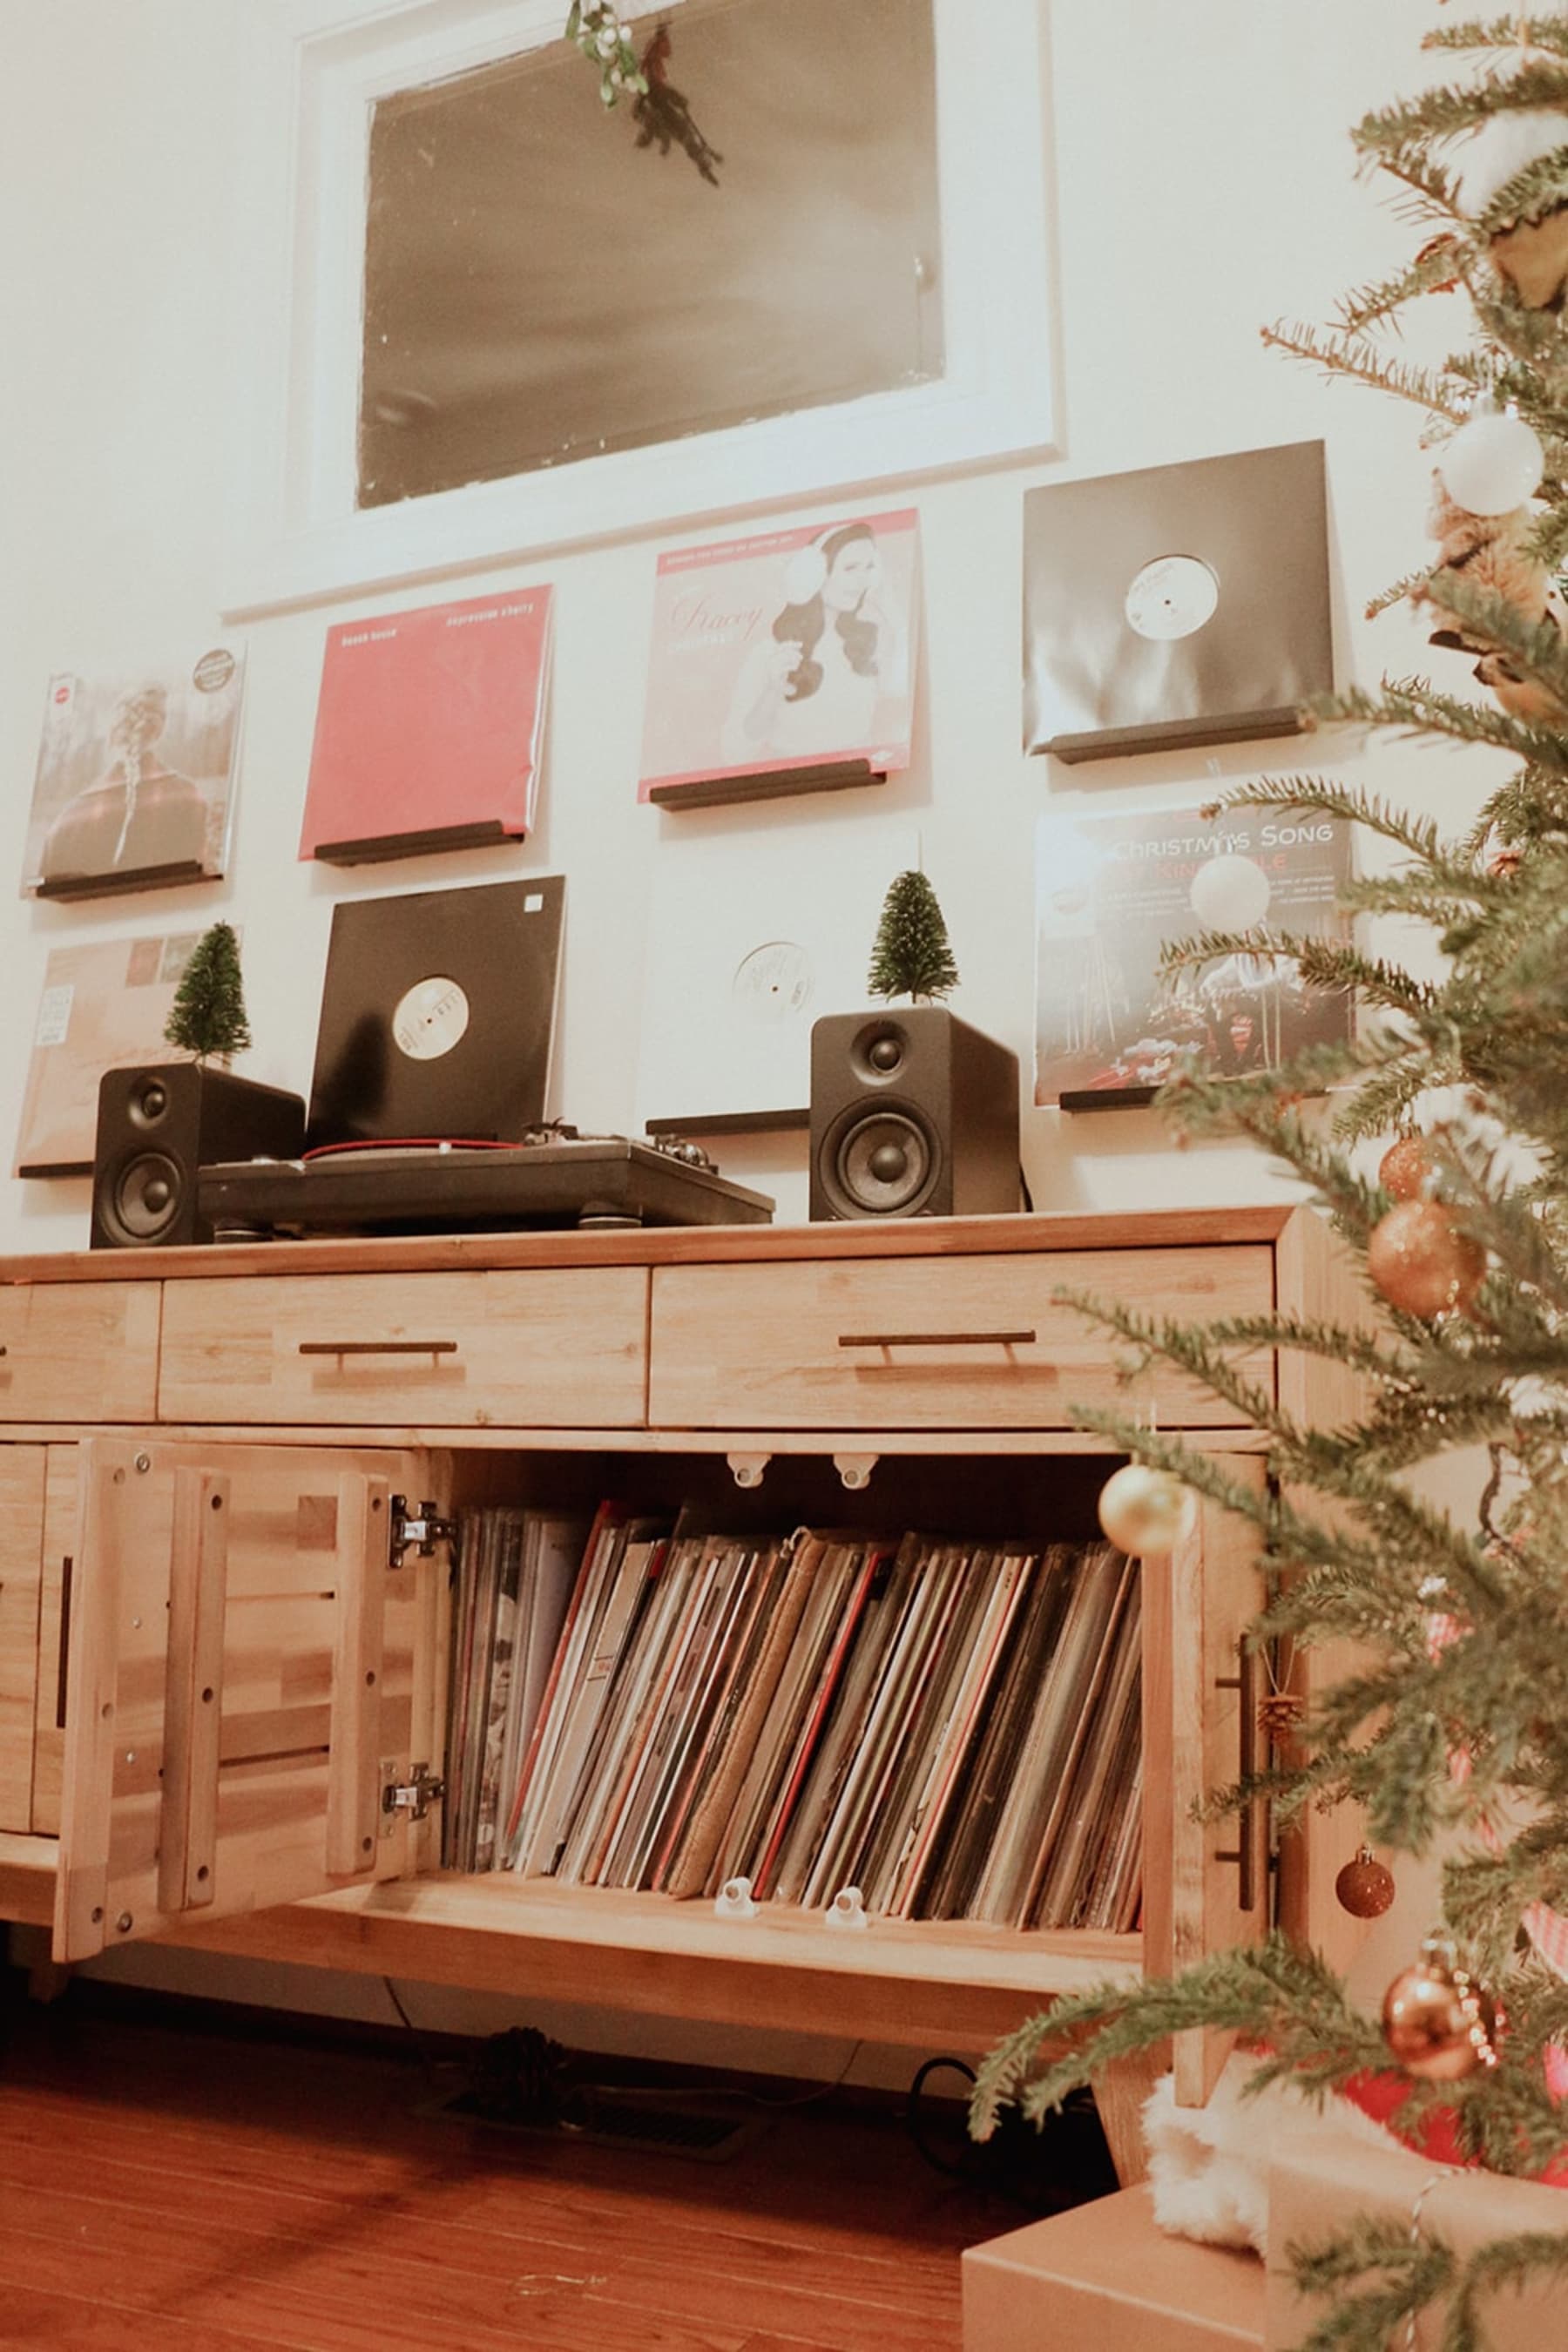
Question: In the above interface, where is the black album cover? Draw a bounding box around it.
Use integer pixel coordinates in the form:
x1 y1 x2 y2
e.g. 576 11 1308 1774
307 877 564 1147
1023 441 1333 762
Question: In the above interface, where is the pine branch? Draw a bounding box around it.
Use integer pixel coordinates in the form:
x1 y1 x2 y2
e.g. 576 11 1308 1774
1368 566 1443 618
1260 321 1468 414
1478 152 1568 240
1326 677 1568 779
1285 2220 1453 2352
1423 17 1568 60
1335 236 1479 335
1450 2232 1568 2348
1354 64 1568 160
1423 573 1568 711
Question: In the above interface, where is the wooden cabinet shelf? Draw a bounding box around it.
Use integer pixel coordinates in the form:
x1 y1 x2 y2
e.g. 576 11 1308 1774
0 1206 1363 2150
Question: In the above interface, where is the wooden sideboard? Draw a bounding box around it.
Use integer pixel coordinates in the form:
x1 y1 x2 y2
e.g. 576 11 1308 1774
0 1204 1362 2154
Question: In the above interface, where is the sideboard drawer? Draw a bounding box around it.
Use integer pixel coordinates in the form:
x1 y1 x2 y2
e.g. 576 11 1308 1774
650 1248 1272 1429
0 1283 159 1423
159 1269 649 1427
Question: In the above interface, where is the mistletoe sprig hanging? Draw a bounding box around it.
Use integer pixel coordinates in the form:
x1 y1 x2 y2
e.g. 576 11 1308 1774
565 2 647 106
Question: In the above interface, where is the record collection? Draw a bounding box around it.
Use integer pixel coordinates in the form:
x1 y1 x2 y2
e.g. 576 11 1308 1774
443 1504 1142 1932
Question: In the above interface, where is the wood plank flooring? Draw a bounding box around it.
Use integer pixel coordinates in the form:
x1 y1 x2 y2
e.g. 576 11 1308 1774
0 1995 1009 2349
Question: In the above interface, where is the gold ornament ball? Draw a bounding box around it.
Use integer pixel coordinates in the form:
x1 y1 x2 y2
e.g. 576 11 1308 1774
1097 1463 1197 1556
1367 1200 1486 1319
1377 1135 1433 1203
1382 1950 1498 2082
1335 1845 1396 1920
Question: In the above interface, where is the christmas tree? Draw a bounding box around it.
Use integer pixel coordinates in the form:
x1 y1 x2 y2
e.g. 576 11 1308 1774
164 923 252 1064
972 18 1568 2344
867 869 960 1003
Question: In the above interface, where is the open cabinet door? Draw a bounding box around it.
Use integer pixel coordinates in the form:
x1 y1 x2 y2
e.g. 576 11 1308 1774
55 1438 436 1962
1142 1454 1269 2106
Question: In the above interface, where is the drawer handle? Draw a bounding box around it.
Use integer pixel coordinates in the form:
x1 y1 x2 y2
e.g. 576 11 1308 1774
298 1340 459 1357
836 1328 1037 1349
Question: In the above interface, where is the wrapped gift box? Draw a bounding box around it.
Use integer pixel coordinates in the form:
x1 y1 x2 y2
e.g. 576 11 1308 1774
963 2185 1266 2351
1266 2127 1568 2350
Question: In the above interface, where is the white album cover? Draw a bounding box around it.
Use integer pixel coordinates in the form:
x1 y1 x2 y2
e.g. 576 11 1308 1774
637 824 919 1131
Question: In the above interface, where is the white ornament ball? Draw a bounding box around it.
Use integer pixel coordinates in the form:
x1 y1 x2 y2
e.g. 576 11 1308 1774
1098 1463 1198 1557
1438 408 1544 517
1190 854 1272 931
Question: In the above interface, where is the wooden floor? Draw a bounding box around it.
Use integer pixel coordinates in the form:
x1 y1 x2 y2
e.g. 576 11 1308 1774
0 1990 1007 2349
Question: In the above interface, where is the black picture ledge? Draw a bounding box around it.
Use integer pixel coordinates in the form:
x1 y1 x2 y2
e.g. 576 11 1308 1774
647 760 882 811
312 819 517 864
645 1108 812 1139
1058 1086 1161 1112
32 858 208 902
1041 707 1305 767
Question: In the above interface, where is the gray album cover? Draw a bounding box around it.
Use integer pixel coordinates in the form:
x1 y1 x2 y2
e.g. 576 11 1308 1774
1023 441 1333 762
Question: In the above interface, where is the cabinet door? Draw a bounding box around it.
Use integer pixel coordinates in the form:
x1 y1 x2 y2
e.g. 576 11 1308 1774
0 1447 46 1831
1142 1456 1269 2105
55 1437 432 1963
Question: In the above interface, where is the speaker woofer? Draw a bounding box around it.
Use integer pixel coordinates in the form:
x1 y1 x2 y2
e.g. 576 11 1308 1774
823 1105 937 1217
100 1151 185 1243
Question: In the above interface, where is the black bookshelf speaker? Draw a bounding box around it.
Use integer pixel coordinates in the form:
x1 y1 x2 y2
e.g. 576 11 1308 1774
808 1009 1021 1221
91 1064 307 1249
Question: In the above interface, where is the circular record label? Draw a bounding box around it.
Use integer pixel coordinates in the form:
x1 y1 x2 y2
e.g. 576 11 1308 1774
733 941 813 1024
1124 554 1220 642
392 976 470 1061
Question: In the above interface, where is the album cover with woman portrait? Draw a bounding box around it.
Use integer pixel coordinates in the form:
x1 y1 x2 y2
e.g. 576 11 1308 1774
639 509 921 808
1032 798 1353 1105
21 647 245 899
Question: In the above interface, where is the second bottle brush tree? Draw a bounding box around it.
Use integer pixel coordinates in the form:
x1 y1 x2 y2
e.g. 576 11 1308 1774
90 923 307 1251
808 870 1023 1220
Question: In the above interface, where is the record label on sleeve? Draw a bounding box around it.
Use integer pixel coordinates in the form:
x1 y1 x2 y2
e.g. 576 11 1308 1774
393 976 471 1060
1124 554 1220 642
732 941 813 1024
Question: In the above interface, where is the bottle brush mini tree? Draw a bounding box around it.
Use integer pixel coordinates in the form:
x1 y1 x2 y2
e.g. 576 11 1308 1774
867 869 960 1004
164 922 252 1064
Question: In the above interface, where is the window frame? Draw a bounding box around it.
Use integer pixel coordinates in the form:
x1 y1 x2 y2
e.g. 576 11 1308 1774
225 0 1059 618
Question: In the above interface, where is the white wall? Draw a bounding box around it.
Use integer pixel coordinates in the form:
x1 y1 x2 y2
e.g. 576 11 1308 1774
3 1 1504 2075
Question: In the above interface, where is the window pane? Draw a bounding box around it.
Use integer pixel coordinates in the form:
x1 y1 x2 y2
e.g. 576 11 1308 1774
359 0 943 510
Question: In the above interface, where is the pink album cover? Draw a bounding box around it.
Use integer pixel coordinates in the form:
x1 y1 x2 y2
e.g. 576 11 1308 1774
298 586 553 862
639 510 920 805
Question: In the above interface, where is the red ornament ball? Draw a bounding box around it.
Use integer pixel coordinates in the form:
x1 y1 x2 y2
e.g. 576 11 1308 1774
1335 1845 1396 1919
1377 1136 1433 1203
1367 1200 1486 1318
1382 1943 1498 2082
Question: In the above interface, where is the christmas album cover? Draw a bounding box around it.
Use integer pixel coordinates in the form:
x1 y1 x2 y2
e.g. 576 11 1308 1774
639 510 920 807
21 647 245 900
1023 442 1333 761
1032 799 1353 1105
15 931 210 1176
298 586 553 862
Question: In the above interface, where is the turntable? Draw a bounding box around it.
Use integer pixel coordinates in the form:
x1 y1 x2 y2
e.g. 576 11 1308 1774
196 879 774 1240
199 1129 774 1239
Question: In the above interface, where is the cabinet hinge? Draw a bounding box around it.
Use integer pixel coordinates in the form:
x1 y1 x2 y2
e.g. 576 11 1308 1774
381 1762 445 1829
389 1496 458 1567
